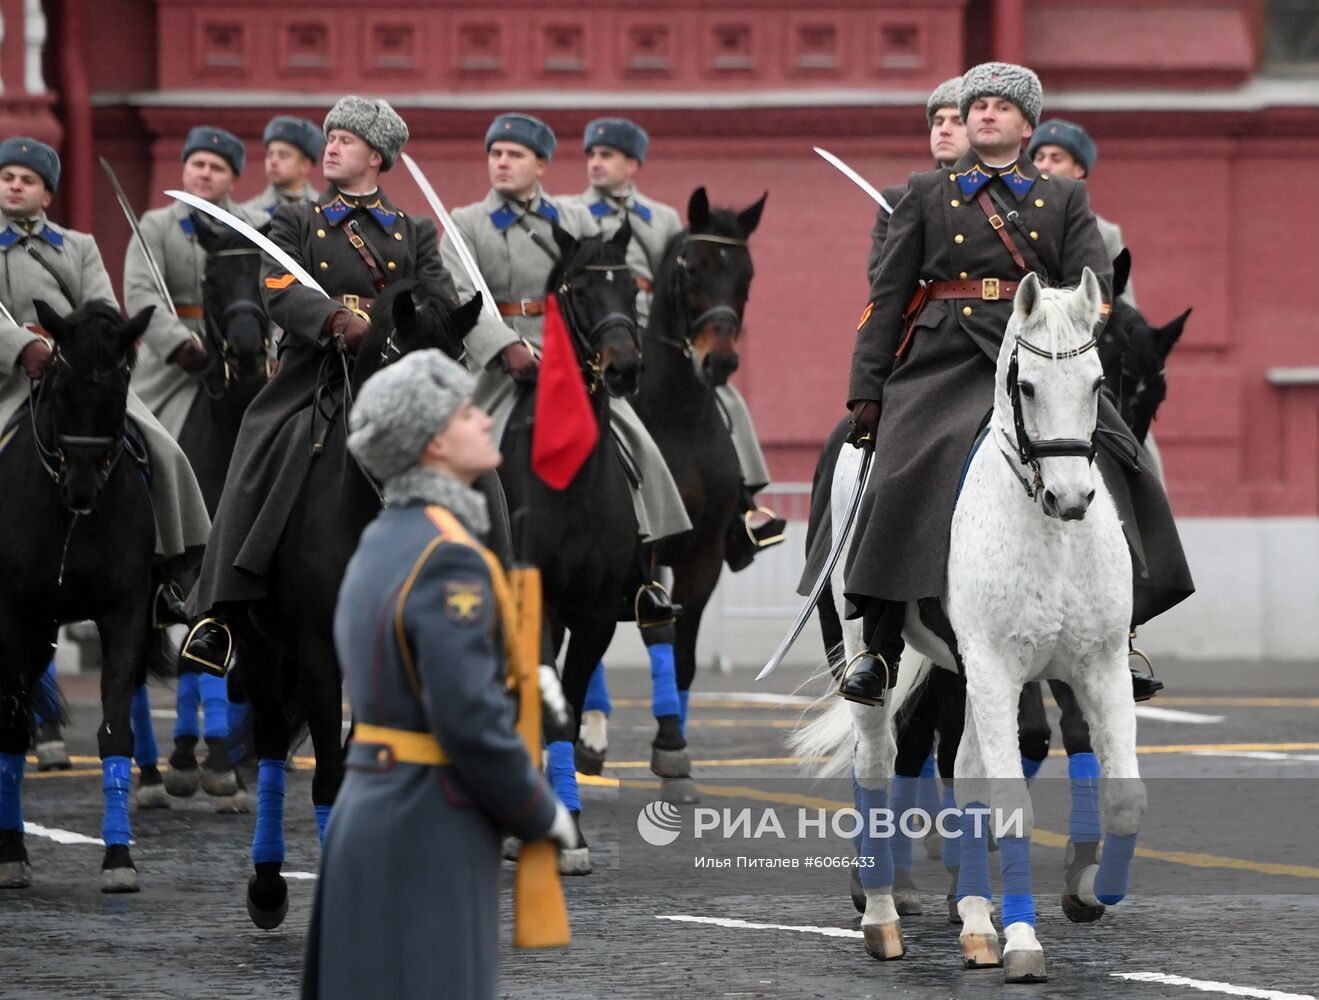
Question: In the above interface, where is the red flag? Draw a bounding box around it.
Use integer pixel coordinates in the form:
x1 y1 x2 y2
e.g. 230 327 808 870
532 294 598 489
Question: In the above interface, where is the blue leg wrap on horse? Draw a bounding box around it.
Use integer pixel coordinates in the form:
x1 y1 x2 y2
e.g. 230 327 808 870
999 835 1035 927
854 779 894 891
173 671 200 740
101 757 132 847
199 673 229 742
34 662 59 727
941 785 961 869
546 741 581 812
252 760 287 865
1021 755 1044 783
0 752 25 829
1068 752 1102 843
131 685 159 767
1094 831 1138 905
314 804 332 845
227 701 250 767
678 689 690 736
583 661 612 715
648 643 680 720
957 801 992 900
918 753 942 819
890 774 919 871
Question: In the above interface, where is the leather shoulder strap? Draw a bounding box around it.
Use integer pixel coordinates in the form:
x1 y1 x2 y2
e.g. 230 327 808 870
973 189 1029 276
344 220 390 293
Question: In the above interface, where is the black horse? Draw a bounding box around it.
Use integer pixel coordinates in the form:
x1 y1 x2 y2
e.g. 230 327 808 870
498 222 648 861
0 301 161 893
630 186 767 753
238 281 480 928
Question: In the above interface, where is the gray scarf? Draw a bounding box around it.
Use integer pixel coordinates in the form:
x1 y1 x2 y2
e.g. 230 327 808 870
382 467 490 537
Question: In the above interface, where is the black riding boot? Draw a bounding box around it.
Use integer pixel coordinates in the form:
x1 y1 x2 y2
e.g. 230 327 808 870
182 608 238 678
838 599 904 706
1128 630 1163 702
724 486 787 572
151 576 188 630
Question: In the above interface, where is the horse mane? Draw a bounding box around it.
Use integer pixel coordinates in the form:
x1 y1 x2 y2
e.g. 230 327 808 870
55 301 139 373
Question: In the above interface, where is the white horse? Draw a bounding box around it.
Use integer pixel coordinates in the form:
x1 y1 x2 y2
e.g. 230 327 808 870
792 269 1145 983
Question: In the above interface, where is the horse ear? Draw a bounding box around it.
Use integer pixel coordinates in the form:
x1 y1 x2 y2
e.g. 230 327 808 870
610 216 633 253
736 192 768 238
687 187 710 230
391 286 417 330
1072 267 1104 327
32 300 68 341
1112 247 1131 299
120 306 156 351
453 293 483 335
1012 272 1042 325
552 222 577 261
1155 307 1191 360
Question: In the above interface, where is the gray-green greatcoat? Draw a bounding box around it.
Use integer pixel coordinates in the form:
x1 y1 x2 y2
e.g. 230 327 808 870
442 186 691 542
303 500 557 1000
123 197 268 438
0 215 209 576
240 182 320 220
570 185 773 492
189 186 462 613
845 154 1193 627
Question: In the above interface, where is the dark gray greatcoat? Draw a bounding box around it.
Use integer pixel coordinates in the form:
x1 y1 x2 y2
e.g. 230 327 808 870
865 183 910 287
302 501 557 1000
189 186 460 612
844 153 1193 627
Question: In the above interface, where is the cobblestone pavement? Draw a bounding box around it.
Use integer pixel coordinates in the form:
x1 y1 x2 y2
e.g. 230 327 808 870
1 659 1316 999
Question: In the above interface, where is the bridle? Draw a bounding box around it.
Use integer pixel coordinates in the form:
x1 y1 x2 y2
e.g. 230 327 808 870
201 247 272 398
556 259 639 394
661 233 750 356
999 333 1100 501
27 344 131 494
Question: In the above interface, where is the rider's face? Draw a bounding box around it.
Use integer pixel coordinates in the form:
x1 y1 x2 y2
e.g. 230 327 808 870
181 152 236 204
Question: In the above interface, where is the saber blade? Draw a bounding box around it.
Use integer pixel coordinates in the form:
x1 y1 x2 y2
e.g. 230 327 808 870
757 441 874 681
101 157 178 317
813 147 893 214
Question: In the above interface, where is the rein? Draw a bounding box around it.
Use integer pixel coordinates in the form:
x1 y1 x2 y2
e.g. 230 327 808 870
27 348 130 493
556 260 639 394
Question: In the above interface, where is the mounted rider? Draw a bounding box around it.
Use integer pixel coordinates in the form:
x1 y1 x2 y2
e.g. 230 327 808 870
242 116 324 218
568 117 786 570
183 96 463 675
124 126 268 439
441 113 692 553
838 63 1193 706
0 135 208 616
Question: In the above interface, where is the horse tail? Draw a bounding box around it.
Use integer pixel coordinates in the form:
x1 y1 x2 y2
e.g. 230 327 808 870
788 655 935 779
143 626 181 682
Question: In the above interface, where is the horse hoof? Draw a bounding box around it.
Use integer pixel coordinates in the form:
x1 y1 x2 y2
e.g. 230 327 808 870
650 746 691 780
893 869 923 916
1004 948 1048 983
201 768 239 798
163 766 200 797
961 932 1003 968
558 846 593 876
247 874 289 930
35 740 71 772
100 866 140 894
862 921 906 960
135 783 171 810
574 741 606 776
850 868 865 914
213 791 251 815
0 861 32 889
659 777 699 805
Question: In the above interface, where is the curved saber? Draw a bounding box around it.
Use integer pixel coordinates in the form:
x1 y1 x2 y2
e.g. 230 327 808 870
101 157 178 316
164 189 327 296
813 147 894 215
757 440 874 681
400 153 501 323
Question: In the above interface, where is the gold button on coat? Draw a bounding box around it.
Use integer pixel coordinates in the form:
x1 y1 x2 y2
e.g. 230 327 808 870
963 306 973 316
316 229 326 238
319 261 328 270
386 261 397 271
1030 231 1039 239
950 199 960 207
1034 198 1044 207
959 271 968 279
954 234 964 244
394 232 403 241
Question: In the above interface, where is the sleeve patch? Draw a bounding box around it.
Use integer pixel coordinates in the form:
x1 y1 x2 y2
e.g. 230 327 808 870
264 273 297 290
857 301 874 330
444 580 487 625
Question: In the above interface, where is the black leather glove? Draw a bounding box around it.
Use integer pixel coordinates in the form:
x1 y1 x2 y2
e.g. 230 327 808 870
846 399 880 446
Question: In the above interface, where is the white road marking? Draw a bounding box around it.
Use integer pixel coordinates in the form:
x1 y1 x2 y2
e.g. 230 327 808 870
696 692 817 706
1189 751 1319 763
656 914 861 940
1112 971 1315 999
1134 706 1225 725
284 871 317 880
24 822 105 847
149 709 177 719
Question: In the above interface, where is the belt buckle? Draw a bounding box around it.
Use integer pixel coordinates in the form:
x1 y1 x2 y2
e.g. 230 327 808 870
348 232 366 249
988 214 1005 231
342 294 369 322
520 299 532 317
982 278 1000 301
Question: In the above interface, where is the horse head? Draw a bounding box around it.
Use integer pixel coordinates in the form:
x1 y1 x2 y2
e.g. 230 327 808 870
660 187 767 388
31 300 153 514
194 215 271 399
1108 301 1189 444
352 279 483 392
996 270 1106 521
548 221 641 398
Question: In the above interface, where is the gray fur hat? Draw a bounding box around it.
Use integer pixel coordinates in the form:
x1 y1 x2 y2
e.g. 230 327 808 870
959 62 1044 128
0 136 59 192
926 77 963 127
347 350 475 482
486 113 557 161
324 96 409 171
264 115 326 163
583 117 649 163
182 126 246 175
1027 119 1097 174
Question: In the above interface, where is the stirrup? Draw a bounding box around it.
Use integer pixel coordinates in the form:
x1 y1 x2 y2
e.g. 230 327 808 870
181 618 233 678
635 582 677 631
1128 631 1162 702
837 650 891 707
743 505 786 548
151 581 187 630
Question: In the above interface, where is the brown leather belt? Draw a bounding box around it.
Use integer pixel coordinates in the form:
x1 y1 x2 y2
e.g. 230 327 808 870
926 278 1020 302
175 304 204 319
497 299 546 318
337 294 374 317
